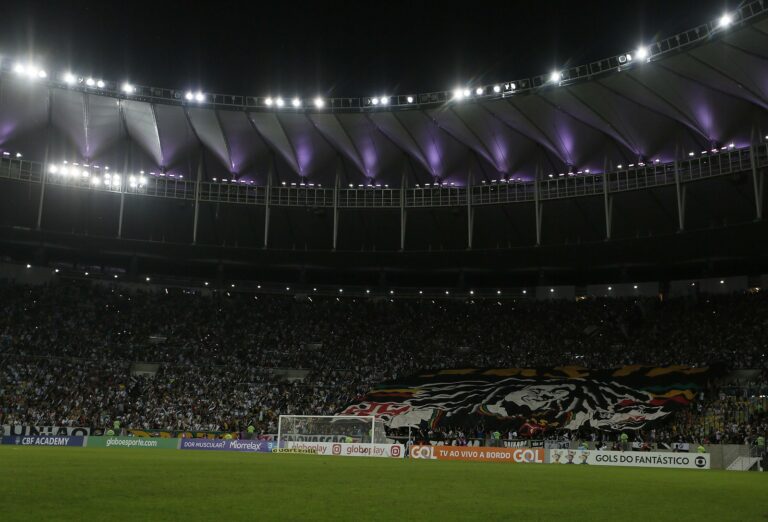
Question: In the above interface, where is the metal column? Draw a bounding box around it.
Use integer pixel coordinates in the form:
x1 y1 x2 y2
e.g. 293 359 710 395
533 164 542 246
36 89 54 230
400 169 407 251
603 158 612 240
673 157 686 231
750 144 764 221
263 155 273 249
117 191 125 238
192 150 204 244
466 170 474 249
332 162 340 251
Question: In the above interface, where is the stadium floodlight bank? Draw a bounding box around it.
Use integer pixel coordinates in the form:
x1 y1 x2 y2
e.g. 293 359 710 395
277 415 387 453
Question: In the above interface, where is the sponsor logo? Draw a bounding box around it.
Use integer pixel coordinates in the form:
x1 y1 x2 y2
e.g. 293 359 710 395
106 438 158 448
283 441 404 458
410 445 435 459
549 450 709 469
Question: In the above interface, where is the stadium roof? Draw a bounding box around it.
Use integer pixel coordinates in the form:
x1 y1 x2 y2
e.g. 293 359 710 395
1 6 767 187
0 4 766 284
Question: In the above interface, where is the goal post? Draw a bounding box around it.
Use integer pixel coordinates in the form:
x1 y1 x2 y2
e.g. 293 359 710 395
277 415 387 453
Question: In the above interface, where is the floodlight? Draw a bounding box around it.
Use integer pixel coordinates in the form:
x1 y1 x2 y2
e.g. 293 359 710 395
493 85 501 93
265 97 274 106
550 71 562 83
313 97 325 108
96 80 105 88
121 82 135 94
291 97 301 107
63 72 76 84
635 46 648 60
15 152 22 158
462 88 471 97
13 63 24 75
371 97 380 105
85 78 95 86
91 177 101 186
452 88 464 100
475 87 484 95
139 176 147 185
275 97 285 107
380 96 389 105
185 91 194 101
49 165 58 174
37 69 47 79
718 13 733 28
406 96 414 103
194 92 204 102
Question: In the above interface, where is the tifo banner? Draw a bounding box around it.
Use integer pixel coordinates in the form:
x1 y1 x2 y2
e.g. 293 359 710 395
2 425 90 437
340 365 717 432
180 439 277 452
410 445 544 463
1 435 86 447
283 441 404 458
548 449 710 469
127 429 239 439
87 436 180 449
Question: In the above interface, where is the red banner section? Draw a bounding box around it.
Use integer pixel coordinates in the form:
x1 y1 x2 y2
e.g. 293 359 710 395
411 445 544 463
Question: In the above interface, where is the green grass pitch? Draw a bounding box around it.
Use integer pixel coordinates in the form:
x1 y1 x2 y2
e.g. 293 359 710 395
2 446 767 521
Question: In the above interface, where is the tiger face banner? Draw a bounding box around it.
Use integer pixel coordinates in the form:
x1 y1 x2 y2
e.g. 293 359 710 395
340 366 717 432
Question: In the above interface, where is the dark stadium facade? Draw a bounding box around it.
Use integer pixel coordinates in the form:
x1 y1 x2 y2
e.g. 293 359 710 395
0 3 767 289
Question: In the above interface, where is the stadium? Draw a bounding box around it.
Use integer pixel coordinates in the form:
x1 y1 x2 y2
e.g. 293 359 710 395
1 1 767 520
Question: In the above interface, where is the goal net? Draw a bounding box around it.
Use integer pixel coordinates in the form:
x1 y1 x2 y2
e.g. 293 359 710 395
277 415 388 449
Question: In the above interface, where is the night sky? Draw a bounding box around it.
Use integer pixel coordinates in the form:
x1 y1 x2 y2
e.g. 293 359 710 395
1 0 732 98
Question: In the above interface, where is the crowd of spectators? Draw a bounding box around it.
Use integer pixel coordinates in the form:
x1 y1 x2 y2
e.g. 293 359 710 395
1 281 766 439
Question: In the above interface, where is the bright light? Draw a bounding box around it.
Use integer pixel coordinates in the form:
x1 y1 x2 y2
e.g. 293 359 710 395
194 92 204 102
522 290 527 294
633 285 638 289
406 96 414 103
91 177 101 186
139 176 147 185
718 13 733 28
635 46 649 60
493 85 501 93
550 288 554 293
475 87 484 95
37 69 47 79
291 97 301 107
184 91 194 101
275 97 285 107
462 88 471 97
121 83 135 94
265 97 273 106
49 164 58 174
608 286 612 291
63 72 76 85
380 96 389 105
96 80 105 88
145 277 151 282
452 88 464 100
496 290 501 295
15 152 22 158
13 63 24 75
550 71 562 83
371 97 380 105
26 264 31 268
313 97 325 108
